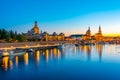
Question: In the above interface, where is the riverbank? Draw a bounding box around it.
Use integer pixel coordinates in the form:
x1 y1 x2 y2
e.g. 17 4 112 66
0 41 70 50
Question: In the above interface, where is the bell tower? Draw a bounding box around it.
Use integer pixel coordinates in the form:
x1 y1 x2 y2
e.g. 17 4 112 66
86 27 91 36
98 26 102 34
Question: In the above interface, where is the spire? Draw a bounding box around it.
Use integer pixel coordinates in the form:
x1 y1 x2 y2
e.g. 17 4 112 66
88 27 91 32
86 27 91 36
98 26 102 34
88 27 90 31
34 21 38 28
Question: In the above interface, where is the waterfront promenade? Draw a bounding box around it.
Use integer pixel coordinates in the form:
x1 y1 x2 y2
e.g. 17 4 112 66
0 41 69 50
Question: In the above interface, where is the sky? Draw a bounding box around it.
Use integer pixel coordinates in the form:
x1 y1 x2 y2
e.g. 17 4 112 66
1 0 120 36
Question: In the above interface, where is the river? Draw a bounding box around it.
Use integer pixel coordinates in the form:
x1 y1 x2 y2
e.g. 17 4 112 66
0 44 120 80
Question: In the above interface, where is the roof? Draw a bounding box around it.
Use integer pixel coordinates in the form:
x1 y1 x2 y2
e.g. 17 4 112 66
70 34 85 37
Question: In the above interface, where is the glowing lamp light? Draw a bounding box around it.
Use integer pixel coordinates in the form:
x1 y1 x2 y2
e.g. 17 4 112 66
37 44 39 47
11 46 14 49
25 45 28 48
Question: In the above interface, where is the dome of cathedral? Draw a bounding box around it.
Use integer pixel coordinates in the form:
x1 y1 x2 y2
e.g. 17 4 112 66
86 27 91 36
32 21 40 34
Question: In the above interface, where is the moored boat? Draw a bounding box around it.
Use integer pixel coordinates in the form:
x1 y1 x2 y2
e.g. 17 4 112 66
9 49 26 56
27 48 35 52
75 44 80 46
58 44 66 49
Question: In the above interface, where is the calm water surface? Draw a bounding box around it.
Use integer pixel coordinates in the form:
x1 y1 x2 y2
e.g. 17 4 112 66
1 44 120 80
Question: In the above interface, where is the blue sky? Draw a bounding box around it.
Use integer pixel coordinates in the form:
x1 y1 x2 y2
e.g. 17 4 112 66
1 0 120 35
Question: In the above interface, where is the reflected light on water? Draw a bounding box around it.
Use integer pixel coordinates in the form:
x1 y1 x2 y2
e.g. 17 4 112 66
74 47 77 56
85 45 91 61
24 53 29 66
53 48 57 59
58 49 61 59
15 56 19 67
95 45 103 61
1 44 120 80
1 44 120 73
46 49 49 62
36 50 40 64
9 60 13 70
2 56 9 71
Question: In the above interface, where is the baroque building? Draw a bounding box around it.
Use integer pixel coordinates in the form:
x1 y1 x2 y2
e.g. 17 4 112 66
82 27 91 40
27 21 40 35
25 21 65 41
95 26 103 41
81 26 103 41
25 21 41 41
42 32 65 41
31 21 40 34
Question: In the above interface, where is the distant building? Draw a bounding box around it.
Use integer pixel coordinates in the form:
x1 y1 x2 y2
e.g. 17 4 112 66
65 37 73 41
42 32 65 41
27 21 41 35
82 26 103 41
25 21 41 41
25 21 65 41
95 26 103 41
31 21 40 34
70 34 84 40
82 27 91 40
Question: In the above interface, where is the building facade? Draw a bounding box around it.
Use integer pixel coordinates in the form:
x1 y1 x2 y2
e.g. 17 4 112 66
25 21 41 41
82 27 91 40
82 26 103 41
70 34 84 40
25 21 65 41
42 32 65 41
95 26 103 41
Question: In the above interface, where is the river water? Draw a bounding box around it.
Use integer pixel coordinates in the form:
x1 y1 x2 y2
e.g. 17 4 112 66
1 44 120 80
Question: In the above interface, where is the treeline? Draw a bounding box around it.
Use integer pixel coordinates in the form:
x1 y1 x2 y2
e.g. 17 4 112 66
0 29 26 42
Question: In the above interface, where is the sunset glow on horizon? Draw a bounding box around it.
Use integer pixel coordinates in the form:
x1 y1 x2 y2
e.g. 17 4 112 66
1 0 120 36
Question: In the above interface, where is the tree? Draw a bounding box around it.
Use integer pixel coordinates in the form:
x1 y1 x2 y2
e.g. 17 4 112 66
0 29 26 42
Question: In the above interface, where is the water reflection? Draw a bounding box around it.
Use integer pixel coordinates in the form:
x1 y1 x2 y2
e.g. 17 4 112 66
45 49 49 62
79 45 91 61
58 49 61 59
86 45 91 61
2 56 9 71
95 44 103 62
0 45 104 71
15 56 19 67
24 53 29 66
35 50 40 64
9 60 13 70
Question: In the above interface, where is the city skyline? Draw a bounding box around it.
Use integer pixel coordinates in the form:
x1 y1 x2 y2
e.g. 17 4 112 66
1 0 120 36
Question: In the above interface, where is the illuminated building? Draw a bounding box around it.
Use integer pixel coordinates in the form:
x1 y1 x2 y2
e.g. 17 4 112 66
82 26 103 41
27 21 40 35
95 26 103 41
42 32 65 41
82 27 91 40
25 21 65 41
25 21 41 41
69 34 84 40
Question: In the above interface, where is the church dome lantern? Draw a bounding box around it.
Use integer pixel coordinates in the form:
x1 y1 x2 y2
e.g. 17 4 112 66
32 21 40 34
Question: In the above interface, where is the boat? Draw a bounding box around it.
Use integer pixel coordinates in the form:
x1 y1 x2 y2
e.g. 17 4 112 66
27 48 35 52
75 43 80 46
9 49 26 56
58 44 66 49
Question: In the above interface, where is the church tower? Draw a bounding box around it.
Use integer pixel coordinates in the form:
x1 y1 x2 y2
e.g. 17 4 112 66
95 26 103 41
98 26 102 34
86 27 91 36
32 21 40 34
